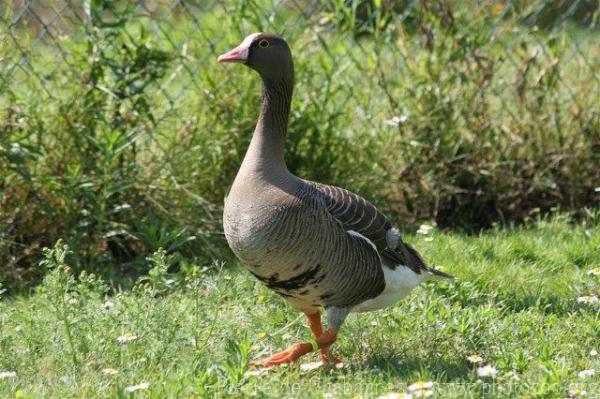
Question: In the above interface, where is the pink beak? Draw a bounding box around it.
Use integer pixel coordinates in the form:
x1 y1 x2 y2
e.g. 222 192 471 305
218 45 248 63
218 33 262 63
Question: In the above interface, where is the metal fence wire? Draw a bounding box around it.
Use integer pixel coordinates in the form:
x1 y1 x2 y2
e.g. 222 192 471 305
1 0 599 274
2 1 598 127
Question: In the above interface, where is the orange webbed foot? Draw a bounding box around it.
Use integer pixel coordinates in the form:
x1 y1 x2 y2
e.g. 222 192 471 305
250 312 340 368
250 342 313 367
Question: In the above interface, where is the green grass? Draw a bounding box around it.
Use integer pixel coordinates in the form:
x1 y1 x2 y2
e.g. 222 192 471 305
1 216 599 398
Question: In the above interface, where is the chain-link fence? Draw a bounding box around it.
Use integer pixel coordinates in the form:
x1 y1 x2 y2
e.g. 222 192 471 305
1 1 599 287
2 1 598 132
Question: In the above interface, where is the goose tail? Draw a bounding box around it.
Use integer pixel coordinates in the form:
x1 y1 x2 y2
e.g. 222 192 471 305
425 267 454 280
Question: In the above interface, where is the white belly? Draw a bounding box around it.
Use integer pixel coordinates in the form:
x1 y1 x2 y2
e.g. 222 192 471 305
352 264 428 312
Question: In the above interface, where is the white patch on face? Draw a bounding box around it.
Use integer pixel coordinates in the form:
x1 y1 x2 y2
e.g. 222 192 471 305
241 32 263 48
235 32 263 62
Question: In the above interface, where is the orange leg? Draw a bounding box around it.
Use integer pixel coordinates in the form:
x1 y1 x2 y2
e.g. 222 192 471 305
306 313 341 365
250 314 338 367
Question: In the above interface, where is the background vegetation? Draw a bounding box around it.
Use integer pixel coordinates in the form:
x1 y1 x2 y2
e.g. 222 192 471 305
1 1 599 286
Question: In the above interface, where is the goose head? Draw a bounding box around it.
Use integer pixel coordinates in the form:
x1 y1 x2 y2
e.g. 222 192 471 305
218 33 293 83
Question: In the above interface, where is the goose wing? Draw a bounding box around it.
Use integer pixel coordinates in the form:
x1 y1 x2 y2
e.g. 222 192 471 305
310 182 450 277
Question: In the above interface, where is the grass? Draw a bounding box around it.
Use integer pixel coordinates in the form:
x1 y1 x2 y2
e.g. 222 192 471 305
1 216 599 398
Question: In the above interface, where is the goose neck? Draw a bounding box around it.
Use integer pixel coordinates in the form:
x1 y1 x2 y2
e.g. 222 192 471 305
245 77 293 173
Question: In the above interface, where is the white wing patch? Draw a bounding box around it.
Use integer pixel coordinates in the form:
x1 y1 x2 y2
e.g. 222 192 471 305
352 263 426 312
346 227 430 312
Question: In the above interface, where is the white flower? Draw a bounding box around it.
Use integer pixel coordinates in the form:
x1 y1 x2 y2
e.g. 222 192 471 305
101 300 115 310
477 365 497 378
0 371 16 379
413 391 433 398
466 354 483 364
590 349 598 357
416 224 434 235
576 295 598 305
424 237 434 242
117 332 138 344
384 115 408 127
587 268 600 276
568 388 587 398
578 369 595 379
300 361 323 371
594 187 600 193
407 381 434 397
125 382 149 392
377 393 412 399
244 368 271 378
101 368 119 376
407 381 433 392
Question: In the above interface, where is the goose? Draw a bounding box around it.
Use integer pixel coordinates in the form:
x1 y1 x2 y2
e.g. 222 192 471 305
219 33 452 367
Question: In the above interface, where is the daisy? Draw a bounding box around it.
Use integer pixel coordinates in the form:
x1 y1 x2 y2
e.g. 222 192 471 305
377 393 412 399
407 381 433 392
578 369 595 379
384 115 408 127
117 332 138 344
568 388 587 398
466 354 483 364
125 382 149 392
244 368 271 377
477 365 498 378
576 295 598 305
587 268 600 277
101 368 119 376
300 361 323 371
416 225 434 235
0 371 16 379
407 381 434 397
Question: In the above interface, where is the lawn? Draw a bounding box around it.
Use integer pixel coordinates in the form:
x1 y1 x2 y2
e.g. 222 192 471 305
1 216 598 398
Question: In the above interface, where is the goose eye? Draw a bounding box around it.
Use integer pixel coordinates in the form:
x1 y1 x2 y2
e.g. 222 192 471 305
258 39 270 48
